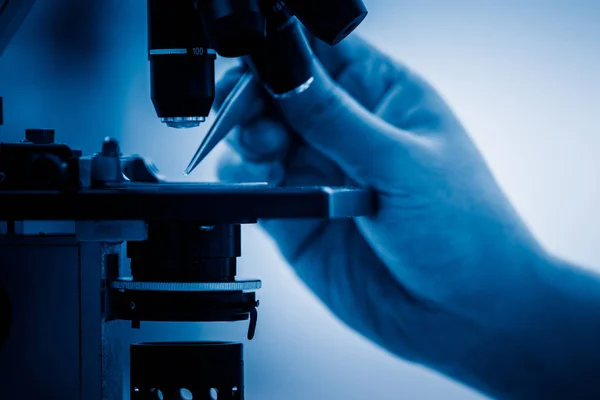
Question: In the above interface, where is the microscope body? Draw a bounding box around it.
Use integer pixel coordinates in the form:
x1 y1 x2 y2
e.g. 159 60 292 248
0 0 370 398
0 235 125 399
0 131 371 399
0 220 252 399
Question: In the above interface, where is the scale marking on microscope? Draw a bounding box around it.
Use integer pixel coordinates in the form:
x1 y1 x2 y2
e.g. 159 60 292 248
149 48 217 55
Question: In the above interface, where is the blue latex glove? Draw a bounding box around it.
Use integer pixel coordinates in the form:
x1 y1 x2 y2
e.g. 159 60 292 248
216 35 600 399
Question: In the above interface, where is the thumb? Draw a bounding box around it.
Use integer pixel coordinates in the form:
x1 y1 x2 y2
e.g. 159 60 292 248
273 60 432 186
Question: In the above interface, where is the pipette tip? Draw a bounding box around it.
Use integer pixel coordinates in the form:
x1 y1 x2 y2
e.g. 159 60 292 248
183 71 255 176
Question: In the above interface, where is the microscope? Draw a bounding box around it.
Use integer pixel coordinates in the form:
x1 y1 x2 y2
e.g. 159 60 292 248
0 1 371 399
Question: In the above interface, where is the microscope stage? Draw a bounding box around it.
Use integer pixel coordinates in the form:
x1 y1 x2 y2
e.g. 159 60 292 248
0 183 373 222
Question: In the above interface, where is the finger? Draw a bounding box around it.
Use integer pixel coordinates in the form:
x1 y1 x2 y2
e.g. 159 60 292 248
307 32 460 135
274 60 435 186
306 33 411 112
225 118 291 163
216 149 285 185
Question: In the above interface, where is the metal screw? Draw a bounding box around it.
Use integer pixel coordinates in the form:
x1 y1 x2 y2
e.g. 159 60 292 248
129 301 136 310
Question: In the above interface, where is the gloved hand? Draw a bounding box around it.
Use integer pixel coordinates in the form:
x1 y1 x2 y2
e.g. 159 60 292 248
215 34 595 398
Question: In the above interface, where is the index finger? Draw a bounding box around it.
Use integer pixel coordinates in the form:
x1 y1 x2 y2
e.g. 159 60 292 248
307 30 459 132
304 31 411 111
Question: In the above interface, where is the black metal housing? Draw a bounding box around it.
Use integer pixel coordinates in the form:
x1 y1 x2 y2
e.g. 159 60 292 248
148 0 216 120
284 0 368 45
247 5 314 95
130 342 244 400
201 0 265 57
111 290 258 323
128 223 241 282
119 222 259 338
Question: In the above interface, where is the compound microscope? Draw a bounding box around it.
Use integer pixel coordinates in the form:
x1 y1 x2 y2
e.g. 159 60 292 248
0 0 373 399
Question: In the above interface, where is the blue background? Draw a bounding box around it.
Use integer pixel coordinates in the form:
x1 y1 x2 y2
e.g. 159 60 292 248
1 0 600 398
